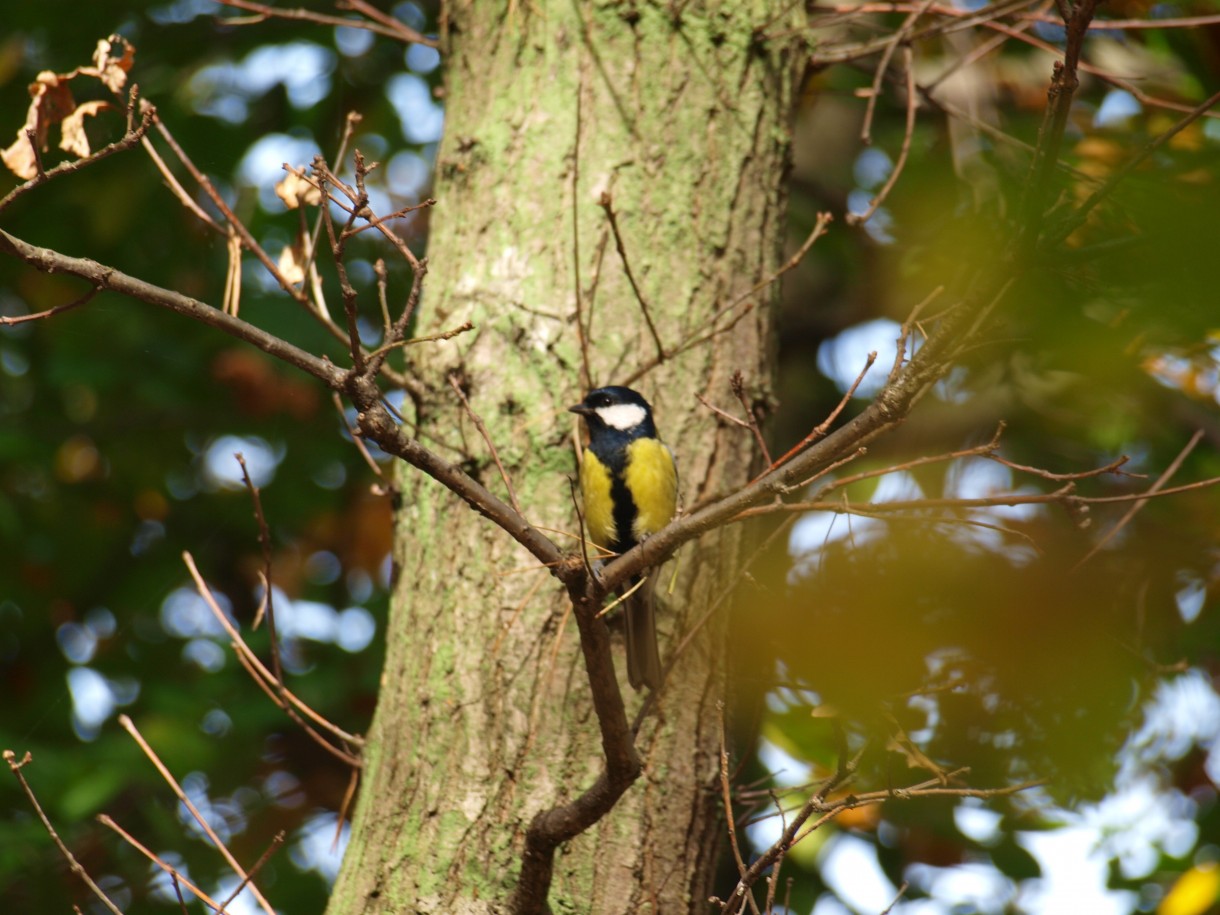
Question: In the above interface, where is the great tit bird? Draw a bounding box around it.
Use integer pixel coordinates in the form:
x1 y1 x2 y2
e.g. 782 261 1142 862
570 386 678 691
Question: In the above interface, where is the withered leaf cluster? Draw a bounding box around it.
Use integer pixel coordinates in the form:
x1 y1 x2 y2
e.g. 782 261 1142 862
1 35 134 180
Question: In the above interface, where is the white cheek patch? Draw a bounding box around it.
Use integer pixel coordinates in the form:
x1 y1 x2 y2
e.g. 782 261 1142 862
596 402 647 430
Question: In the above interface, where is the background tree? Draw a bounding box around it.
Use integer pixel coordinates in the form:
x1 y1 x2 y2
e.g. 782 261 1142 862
3 2 1220 915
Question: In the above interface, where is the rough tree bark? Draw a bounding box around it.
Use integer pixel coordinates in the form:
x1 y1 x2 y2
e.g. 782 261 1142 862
327 3 806 912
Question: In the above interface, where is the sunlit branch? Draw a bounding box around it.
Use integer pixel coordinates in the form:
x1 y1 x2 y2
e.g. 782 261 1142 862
183 551 365 756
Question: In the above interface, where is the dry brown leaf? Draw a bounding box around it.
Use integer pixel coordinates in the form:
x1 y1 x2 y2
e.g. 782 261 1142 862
0 131 40 180
87 35 135 94
2 72 77 178
0 35 137 179
59 100 112 158
275 169 322 209
278 239 307 285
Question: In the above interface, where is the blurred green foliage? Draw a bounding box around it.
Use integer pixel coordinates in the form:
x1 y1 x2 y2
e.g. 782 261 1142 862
754 6 1220 912
1 2 439 912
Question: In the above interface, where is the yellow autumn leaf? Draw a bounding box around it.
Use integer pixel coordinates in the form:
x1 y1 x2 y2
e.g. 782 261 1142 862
1159 863 1220 915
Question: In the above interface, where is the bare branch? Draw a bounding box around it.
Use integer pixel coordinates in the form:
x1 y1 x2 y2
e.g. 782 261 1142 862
217 832 285 912
216 0 436 46
97 814 225 913
847 45 917 227
767 351 878 480
0 228 342 385
0 108 153 214
184 551 365 759
858 0 934 146
599 191 666 361
1074 429 1205 569
118 714 278 915
718 704 762 915
449 372 522 514
4 751 125 915
0 285 100 325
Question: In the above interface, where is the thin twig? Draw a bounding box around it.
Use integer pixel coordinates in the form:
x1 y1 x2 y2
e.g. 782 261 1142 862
730 371 773 466
141 133 225 234
1074 429 1204 569
337 0 436 45
333 391 384 477
297 111 363 316
879 882 910 915
816 0 1220 31
696 394 750 428
571 76 592 392
118 715 279 915
216 0 436 45
183 552 365 751
448 372 522 514
217 832 285 912
235 454 281 673
363 253 428 380
97 814 225 913
859 0 934 145
0 109 153 214
599 191 665 361
848 45 918 227
1047 86 1220 246
1017 0 1103 241
989 451 1136 481
0 285 101 325
718 704 762 915
620 299 757 388
694 213 833 342
150 108 308 305
979 19 1220 121
170 873 190 915
4 751 125 915
335 766 360 850
365 319 473 359
229 629 363 767
765 352 878 478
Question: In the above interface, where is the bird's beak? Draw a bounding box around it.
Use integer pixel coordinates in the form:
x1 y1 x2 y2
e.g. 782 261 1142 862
569 403 592 416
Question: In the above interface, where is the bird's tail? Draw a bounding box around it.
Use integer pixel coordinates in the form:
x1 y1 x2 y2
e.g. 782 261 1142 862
624 575 662 691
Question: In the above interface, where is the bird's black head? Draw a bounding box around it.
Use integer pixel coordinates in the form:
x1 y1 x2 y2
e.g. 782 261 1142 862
569 386 658 438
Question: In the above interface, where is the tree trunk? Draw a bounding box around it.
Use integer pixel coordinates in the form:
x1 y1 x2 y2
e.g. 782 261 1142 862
327 3 803 912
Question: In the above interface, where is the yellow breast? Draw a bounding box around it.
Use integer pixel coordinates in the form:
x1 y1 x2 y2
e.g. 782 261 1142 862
578 438 677 551
623 437 677 540
578 450 617 550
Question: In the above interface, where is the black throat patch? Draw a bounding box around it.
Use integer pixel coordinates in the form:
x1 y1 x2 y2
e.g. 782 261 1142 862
587 430 641 553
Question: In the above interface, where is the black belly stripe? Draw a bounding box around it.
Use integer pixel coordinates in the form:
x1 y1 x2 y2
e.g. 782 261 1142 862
609 471 638 554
